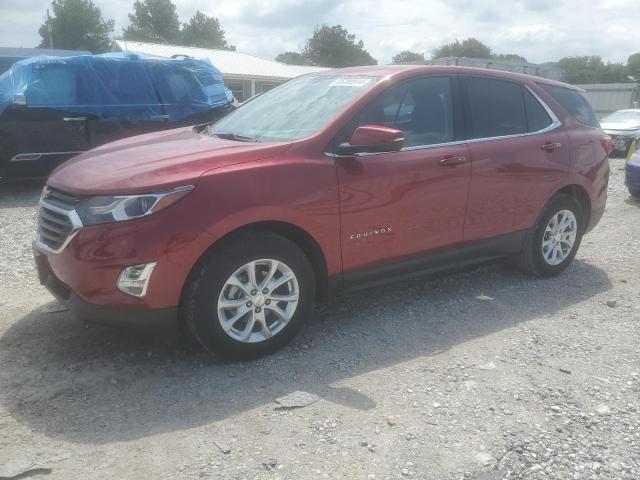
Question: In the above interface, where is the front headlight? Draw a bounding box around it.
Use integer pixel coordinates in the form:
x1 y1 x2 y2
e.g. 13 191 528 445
76 185 194 226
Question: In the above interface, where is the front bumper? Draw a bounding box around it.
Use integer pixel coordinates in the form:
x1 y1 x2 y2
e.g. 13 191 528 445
34 245 178 329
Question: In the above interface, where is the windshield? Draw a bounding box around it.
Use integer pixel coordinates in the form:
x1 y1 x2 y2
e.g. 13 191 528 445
207 74 380 141
602 110 640 123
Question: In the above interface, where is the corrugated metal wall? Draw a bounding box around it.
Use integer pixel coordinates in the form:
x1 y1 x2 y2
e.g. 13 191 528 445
577 83 640 118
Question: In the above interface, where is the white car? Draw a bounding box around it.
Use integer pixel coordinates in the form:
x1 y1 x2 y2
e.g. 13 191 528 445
600 109 640 156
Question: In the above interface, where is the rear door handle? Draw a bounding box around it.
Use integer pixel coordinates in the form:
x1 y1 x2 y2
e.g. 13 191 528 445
540 142 561 152
439 156 467 167
63 116 87 122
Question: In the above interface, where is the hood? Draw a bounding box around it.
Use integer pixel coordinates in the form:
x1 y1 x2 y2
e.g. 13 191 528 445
47 127 291 195
601 121 640 132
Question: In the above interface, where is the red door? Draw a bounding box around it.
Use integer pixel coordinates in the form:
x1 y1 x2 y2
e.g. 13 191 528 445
461 76 570 242
334 76 471 273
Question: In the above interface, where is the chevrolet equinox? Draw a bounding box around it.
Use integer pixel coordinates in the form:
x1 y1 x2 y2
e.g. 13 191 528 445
33 66 611 359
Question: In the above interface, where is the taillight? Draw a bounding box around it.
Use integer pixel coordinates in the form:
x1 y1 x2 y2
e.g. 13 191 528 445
600 135 613 156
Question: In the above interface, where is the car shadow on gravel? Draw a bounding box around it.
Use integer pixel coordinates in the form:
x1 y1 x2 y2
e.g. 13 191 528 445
0 180 43 208
0 259 611 445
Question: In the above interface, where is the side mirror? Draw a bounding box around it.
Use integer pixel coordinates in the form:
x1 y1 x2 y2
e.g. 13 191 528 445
337 125 404 156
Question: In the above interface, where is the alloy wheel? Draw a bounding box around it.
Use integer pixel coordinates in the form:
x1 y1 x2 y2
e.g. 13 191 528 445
541 209 578 266
217 259 299 343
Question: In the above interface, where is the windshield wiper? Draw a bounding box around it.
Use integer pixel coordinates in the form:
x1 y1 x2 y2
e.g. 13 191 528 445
212 132 259 142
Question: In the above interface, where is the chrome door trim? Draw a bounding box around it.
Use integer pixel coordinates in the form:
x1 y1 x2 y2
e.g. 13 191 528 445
325 84 562 159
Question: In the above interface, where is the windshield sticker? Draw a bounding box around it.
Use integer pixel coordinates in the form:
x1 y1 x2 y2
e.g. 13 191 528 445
329 78 372 87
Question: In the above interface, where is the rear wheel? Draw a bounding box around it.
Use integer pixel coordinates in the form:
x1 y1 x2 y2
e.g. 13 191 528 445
181 232 315 360
517 194 584 277
629 187 640 198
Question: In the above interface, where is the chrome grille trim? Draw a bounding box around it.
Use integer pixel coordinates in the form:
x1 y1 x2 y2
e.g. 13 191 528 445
35 188 83 254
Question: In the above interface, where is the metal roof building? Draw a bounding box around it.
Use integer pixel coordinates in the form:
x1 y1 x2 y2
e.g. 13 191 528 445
114 40 326 102
0 47 90 75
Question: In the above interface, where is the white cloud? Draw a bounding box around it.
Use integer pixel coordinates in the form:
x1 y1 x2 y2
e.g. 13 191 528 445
0 0 638 64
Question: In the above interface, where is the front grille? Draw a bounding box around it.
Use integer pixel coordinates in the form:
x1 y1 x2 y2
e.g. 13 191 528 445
43 187 81 209
36 187 83 254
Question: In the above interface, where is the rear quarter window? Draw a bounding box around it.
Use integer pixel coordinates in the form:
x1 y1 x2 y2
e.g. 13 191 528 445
540 84 599 128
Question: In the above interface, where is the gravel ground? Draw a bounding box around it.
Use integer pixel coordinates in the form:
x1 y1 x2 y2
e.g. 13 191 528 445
0 160 639 480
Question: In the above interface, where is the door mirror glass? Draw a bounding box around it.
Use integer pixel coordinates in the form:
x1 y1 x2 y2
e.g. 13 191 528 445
337 125 404 155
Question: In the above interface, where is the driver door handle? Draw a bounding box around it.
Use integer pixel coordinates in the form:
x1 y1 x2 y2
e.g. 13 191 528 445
540 142 561 152
63 116 87 122
439 155 467 167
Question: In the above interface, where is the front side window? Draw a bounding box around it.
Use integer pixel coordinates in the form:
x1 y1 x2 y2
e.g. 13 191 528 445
208 75 380 141
343 76 454 148
464 76 527 139
25 64 78 106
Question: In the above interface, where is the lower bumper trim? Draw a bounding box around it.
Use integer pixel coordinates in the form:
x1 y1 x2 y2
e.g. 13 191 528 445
64 293 178 331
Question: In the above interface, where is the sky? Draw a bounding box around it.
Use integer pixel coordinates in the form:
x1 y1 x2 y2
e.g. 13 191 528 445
0 0 639 65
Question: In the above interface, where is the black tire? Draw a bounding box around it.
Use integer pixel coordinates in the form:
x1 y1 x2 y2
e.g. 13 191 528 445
516 194 584 277
629 187 640 198
180 231 315 360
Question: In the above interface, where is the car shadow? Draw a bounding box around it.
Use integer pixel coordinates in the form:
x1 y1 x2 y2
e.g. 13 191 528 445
624 194 640 207
0 179 43 208
0 259 611 445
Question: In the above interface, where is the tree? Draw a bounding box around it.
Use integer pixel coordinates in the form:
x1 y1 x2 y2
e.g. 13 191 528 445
302 25 376 67
556 56 627 84
123 0 180 44
432 38 492 59
275 51 310 65
392 50 424 64
493 53 528 63
181 11 234 50
37 0 114 53
628 52 640 80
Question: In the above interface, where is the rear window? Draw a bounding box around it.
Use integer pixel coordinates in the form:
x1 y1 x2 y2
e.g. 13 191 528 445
540 84 599 128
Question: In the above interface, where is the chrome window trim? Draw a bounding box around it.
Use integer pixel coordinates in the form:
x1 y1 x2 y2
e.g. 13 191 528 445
11 151 85 162
35 199 84 255
325 84 562 158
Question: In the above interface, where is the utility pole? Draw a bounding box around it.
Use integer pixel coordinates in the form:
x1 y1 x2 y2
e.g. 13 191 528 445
47 9 53 49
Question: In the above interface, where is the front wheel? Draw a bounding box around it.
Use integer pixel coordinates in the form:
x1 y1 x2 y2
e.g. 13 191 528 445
181 232 315 360
516 194 584 277
629 187 640 198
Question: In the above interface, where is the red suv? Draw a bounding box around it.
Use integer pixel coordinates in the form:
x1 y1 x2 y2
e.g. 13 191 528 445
34 66 610 359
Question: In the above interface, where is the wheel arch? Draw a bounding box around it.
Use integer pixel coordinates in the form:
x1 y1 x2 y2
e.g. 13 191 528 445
553 184 592 229
182 220 330 305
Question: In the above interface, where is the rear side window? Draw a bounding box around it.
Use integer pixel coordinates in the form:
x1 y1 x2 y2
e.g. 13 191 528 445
464 77 527 139
524 89 553 132
540 84 599 128
93 62 156 105
152 65 207 104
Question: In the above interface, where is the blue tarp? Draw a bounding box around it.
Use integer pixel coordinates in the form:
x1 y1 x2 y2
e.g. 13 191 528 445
0 52 233 120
